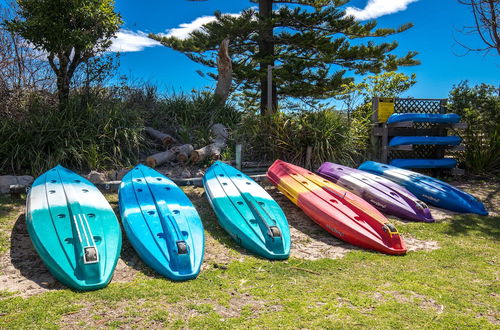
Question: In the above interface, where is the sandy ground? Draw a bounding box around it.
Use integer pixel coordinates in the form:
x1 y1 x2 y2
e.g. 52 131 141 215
0 180 497 298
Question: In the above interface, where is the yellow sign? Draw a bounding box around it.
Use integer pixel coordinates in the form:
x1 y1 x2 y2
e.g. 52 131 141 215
378 98 395 122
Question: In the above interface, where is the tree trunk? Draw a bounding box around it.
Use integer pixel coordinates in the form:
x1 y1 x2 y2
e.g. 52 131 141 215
214 38 232 105
258 0 277 116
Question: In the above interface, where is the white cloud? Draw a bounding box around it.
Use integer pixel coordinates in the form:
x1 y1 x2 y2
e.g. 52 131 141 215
164 14 240 40
345 0 418 21
109 29 161 52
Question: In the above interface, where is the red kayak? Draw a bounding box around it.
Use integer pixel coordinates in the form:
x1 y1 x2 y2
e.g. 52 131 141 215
267 160 406 255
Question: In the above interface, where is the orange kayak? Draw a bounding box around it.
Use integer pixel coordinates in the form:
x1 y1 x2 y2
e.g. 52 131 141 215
267 160 406 255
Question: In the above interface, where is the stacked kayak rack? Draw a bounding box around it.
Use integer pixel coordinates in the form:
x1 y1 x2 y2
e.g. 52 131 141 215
371 98 467 174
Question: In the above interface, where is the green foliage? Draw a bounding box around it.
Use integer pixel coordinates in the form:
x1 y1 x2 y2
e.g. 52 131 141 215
448 81 500 175
0 92 145 176
5 0 122 104
122 86 242 148
151 1 419 111
236 108 369 166
337 72 417 110
362 71 417 99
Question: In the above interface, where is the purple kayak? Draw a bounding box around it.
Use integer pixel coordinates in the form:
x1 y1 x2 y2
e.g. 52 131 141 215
317 162 434 222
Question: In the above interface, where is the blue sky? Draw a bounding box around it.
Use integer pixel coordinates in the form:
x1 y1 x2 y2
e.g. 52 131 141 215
111 0 499 101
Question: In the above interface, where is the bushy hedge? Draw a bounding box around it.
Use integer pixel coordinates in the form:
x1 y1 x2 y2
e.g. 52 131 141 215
448 82 500 175
0 92 146 176
235 108 370 167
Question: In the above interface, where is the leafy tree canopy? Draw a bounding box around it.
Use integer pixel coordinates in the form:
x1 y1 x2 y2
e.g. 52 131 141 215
5 0 122 106
151 0 419 113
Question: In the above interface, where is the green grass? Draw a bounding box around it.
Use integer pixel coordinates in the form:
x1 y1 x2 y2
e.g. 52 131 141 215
0 192 498 329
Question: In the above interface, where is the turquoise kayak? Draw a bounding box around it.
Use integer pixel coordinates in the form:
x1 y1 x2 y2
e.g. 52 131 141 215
119 165 204 281
203 161 290 259
26 165 122 291
358 161 488 215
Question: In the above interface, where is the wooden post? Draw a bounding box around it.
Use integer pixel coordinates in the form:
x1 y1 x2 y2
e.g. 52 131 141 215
382 123 389 164
235 144 242 170
305 146 313 169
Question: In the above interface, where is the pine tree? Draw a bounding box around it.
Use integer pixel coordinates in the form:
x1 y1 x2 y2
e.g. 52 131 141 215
151 0 419 115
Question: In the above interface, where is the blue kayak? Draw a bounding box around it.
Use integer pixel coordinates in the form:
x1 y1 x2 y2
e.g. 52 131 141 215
389 136 461 147
26 165 122 290
387 113 461 124
119 164 204 281
389 158 457 169
358 161 488 215
203 161 290 259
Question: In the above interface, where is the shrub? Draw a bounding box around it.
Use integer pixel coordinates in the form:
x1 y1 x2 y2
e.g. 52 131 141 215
236 109 369 167
0 92 146 176
448 81 500 175
123 87 241 148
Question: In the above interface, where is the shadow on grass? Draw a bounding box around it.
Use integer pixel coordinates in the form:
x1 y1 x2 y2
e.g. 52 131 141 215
9 213 66 292
444 214 500 239
0 195 23 219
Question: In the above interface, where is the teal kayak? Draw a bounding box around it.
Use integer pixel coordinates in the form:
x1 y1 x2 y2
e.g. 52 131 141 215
203 161 291 259
119 164 205 281
26 165 122 291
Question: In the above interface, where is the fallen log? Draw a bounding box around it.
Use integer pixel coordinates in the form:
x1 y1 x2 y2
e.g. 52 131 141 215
190 143 224 163
145 127 177 147
171 144 194 162
190 124 228 163
146 150 175 168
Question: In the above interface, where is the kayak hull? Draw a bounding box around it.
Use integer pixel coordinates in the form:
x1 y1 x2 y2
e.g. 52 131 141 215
267 160 406 255
203 161 290 260
26 165 121 291
119 165 204 281
317 162 433 222
358 161 488 215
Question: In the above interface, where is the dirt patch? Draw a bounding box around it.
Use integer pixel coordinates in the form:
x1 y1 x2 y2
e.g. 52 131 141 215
374 291 444 313
60 299 158 328
60 292 282 327
403 236 440 252
172 292 282 320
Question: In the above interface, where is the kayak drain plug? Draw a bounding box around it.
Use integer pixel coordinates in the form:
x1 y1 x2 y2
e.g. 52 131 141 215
83 247 98 264
177 241 188 254
269 226 281 238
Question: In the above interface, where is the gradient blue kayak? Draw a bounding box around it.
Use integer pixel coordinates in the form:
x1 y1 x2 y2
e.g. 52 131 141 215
387 113 461 124
203 161 290 259
389 136 461 147
389 158 458 169
358 161 488 215
119 164 204 281
26 165 122 291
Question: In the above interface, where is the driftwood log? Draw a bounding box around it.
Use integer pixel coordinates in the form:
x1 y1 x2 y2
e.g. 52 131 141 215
145 127 177 147
190 124 228 163
171 144 194 162
146 150 175 168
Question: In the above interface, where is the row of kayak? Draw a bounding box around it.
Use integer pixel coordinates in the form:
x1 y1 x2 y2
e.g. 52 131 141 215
25 160 488 291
